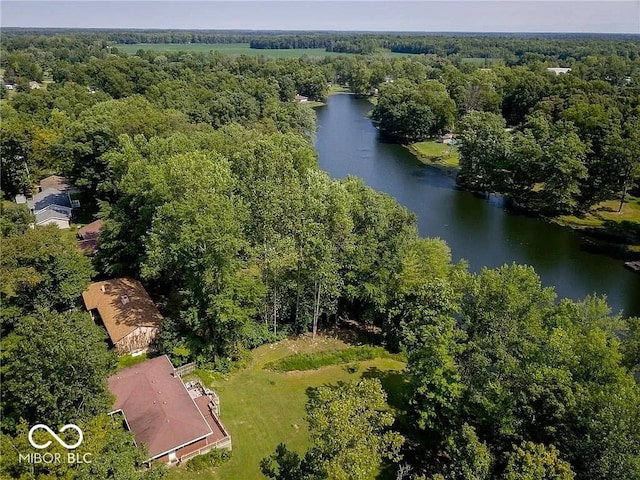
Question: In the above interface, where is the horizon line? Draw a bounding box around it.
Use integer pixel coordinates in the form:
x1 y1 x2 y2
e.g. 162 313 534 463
3 27 640 35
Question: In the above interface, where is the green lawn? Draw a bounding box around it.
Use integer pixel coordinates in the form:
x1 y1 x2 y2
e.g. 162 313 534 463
116 353 150 371
461 57 504 66
115 43 412 59
115 43 353 58
409 140 460 167
556 195 640 252
167 336 407 480
557 195 640 228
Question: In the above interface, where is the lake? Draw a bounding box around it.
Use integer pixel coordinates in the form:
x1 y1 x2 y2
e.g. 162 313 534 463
314 93 640 317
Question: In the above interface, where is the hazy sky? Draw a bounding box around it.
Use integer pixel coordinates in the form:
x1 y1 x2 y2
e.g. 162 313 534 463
2 1 639 33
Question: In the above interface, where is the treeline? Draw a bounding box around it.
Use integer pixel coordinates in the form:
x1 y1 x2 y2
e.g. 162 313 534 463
263 259 640 479
366 59 640 215
250 32 640 60
1 34 640 479
3 29 640 63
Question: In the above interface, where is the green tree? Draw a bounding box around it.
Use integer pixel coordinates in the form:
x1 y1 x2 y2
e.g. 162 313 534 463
622 316 640 373
372 79 456 143
304 379 404 480
263 379 404 480
457 111 509 192
502 442 575 480
0 226 93 328
0 415 165 480
439 423 492 480
260 443 305 480
0 310 117 432
0 201 33 237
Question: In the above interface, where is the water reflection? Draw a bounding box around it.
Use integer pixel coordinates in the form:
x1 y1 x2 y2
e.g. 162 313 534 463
314 93 640 316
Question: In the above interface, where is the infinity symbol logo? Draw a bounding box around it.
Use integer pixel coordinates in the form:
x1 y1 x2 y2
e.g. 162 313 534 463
28 424 83 450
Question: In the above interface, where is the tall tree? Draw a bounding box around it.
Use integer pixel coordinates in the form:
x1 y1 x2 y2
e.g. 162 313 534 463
0 310 116 432
0 226 93 329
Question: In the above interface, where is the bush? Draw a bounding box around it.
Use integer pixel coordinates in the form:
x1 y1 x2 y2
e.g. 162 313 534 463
264 346 405 372
241 321 290 349
185 448 231 472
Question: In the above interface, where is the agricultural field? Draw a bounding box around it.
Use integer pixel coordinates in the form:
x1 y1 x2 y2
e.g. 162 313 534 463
114 42 412 58
115 43 347 57
460 57 504 66
168 335 407 480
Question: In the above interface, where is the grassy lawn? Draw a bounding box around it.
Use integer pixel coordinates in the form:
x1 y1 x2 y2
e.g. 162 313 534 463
116 353 150 371
556 195 640 252
409 140 460 168
167 336 407 480
557 195 640 228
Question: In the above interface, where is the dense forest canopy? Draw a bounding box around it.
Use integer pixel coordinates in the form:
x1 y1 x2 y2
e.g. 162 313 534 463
1 30 639 480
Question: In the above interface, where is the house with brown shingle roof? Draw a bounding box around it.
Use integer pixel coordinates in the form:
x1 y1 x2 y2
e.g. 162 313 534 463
108 355 231 465
82 278 163 355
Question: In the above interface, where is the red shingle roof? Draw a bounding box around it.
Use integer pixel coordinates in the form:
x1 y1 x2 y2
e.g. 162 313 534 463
108 356 213 459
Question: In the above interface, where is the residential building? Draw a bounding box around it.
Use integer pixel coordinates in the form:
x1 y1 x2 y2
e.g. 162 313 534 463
547 67 572 75
108 355 231 465
294 93 308 103
82 278 164 355
438 133 455 144
78 219 104 255
19 175 76 229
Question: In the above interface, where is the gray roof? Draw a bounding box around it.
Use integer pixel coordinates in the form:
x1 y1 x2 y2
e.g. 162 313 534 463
27 188 72 213
35 209 71 226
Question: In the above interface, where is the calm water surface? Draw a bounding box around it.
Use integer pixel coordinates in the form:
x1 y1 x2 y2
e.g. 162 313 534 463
314 93 640 317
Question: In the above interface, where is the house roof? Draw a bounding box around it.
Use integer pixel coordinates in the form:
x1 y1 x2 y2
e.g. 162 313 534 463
78 220 104 254
547 67 571 75
78 238 99 254
108 356 213 459
82 278 164 344
39 175 71 192
28 188 72 213
35 209 71 226
78 219 104 240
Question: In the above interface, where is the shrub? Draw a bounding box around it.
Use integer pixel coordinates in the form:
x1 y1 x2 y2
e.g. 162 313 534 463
185 448 231 472
265 346 405 372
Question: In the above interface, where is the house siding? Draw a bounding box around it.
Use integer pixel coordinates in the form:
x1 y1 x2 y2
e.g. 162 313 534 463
115 326 159 355
36 218 71 229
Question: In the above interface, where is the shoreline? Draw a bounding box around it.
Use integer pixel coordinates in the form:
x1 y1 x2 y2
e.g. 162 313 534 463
404 142 640 261
324 88 640 264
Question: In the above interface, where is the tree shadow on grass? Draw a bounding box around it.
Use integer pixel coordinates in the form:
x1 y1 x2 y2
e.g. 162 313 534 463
361 366 411 413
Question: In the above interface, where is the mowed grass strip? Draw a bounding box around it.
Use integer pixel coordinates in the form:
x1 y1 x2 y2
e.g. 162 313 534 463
265 345 405 372
558 196 640 229
409 140 460 167
166 336 407 480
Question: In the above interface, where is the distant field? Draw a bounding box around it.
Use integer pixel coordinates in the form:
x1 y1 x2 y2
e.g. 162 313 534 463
461 57 504 66
116 42 351 57
115 42 411 58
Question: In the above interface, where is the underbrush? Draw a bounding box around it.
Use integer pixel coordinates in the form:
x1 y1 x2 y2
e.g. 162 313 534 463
264 345 405 372
184 449 232 472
